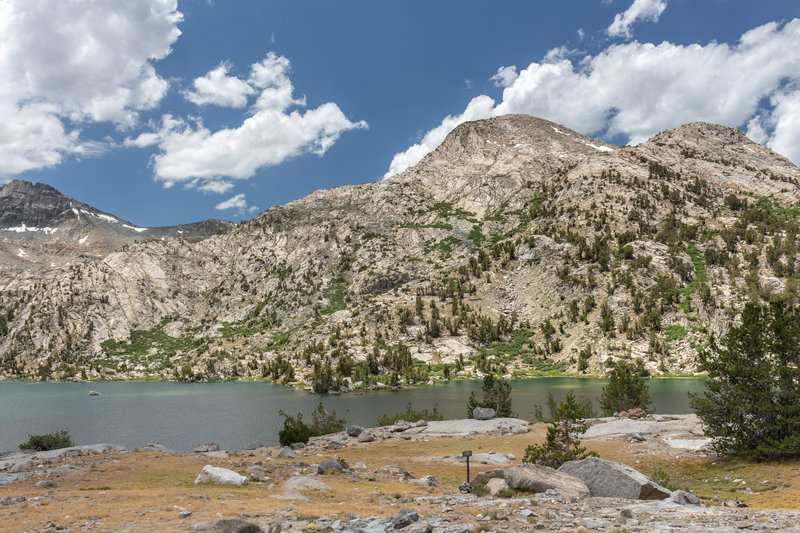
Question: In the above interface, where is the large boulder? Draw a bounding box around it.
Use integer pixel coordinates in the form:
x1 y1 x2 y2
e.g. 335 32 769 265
277 446 296 458
671 489 701 505
486 477 511 496
317 458 344 474
503 463 589 496
558 457 670 500
357 431 375 443
473 407 496 420
194 465 248 486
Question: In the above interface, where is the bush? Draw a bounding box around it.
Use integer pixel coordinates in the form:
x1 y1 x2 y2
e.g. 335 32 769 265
467 374 513 418
532 392 596 422
377 402 444 426
19 429 73 451
523 390 597 468
278 410 311 446
691 300 800 458
309 402 347 436
599 359 653 415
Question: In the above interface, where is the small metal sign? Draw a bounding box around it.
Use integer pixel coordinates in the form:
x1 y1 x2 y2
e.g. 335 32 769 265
462 450 472 483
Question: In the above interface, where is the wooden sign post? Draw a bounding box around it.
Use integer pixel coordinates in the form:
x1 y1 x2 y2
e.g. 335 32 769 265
462 450 472 484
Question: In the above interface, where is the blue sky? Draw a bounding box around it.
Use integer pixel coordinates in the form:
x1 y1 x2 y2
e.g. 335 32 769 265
2 0 799 226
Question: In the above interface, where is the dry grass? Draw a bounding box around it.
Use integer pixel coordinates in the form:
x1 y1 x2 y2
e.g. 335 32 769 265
1 425 798 531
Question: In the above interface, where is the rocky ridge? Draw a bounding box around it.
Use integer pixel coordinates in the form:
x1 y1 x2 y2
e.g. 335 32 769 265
1 114 799 384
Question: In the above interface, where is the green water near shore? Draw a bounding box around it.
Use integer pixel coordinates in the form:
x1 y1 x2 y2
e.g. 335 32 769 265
0 377 705 453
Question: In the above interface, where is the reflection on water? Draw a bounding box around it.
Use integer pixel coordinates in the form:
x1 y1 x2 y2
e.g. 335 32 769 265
0 378 705 453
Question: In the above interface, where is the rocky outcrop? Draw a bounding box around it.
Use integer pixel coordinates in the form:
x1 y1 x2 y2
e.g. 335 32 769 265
503 463 589 496
558 457 670 500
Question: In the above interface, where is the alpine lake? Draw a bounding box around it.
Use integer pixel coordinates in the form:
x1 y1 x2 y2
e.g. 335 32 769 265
0 377 705 453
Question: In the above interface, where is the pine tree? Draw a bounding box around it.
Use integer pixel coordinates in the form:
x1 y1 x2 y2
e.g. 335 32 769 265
599 359 652 415
523 390 597 468
467 373 513 418
690 300 800 458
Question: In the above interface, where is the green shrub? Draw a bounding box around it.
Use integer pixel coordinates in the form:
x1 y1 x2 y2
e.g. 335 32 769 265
377 402 444 426
599 359 653 415
309 402 347 436
467 374 513 418
19 429 73 451
278 410 311 446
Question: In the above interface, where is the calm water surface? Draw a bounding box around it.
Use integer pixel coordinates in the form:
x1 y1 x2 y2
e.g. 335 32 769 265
0 378 705 453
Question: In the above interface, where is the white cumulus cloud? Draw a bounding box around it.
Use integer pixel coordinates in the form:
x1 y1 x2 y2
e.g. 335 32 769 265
607 0 668 39
0 0 182 176
136 52 367 188
384 19 800 178
215 193 247 211
490 66 518 88
184 62 255 107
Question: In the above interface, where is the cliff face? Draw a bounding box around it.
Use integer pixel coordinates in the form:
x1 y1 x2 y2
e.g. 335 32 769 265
1 114 799 385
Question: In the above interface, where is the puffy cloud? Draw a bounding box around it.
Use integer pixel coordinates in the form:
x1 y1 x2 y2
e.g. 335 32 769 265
490 66 519 88
607 0 668 39
184 62 255 107
198 180 235 194
384 19 800 177
215 193 247 211
0 0 182 176
142 52 367 187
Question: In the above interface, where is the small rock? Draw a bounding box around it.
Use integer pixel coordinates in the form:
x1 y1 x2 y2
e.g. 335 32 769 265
317 458 344 474
284 475 331 492
630 433 646 442
473 407 496 420
246 465 265 476
179 510 193 518
358 431 375 443
671 489 701 505
194 465 248 486
242 441 264 451
411 475 438 488
628 407 647 419
277 446 297 459
88 390 101 396
392 420 412 432
346 425 365 437
290 442 305 450
351 461 368 470
378 465 412 478
391 509 419 529
411 420 428 427
193 443 220 453
35 480 57 489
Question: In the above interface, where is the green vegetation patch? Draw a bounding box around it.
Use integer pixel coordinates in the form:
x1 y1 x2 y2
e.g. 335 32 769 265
665 324 688 342
320 277 346 315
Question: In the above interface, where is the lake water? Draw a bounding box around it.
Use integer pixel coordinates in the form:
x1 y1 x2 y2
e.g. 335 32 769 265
0 378 705 453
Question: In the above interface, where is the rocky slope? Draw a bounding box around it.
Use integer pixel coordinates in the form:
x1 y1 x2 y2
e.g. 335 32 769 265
1 114 799 384
0 179 233 278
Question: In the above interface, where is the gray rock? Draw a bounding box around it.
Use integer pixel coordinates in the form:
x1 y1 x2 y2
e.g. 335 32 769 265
179 510 193 518
671 489 701 505
245 465 265 476
391 509 419 529
486 477 510 496
504 463 589 496
411 475 439 487
378 465 412 478
242 441 264 451
472 407 496 420
358 431 375 443
411 420 428 427
194 465 248 486
277 446 296 458
35 480 57 488
392 420 412 432
317 458 344 474
9 459 34 472
190 518 261 533
290 442 305 450
0 472 33 485
284 475 331 492
346 425 365 437
193 443 220 453
558 457 670 500
142 442 179 455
